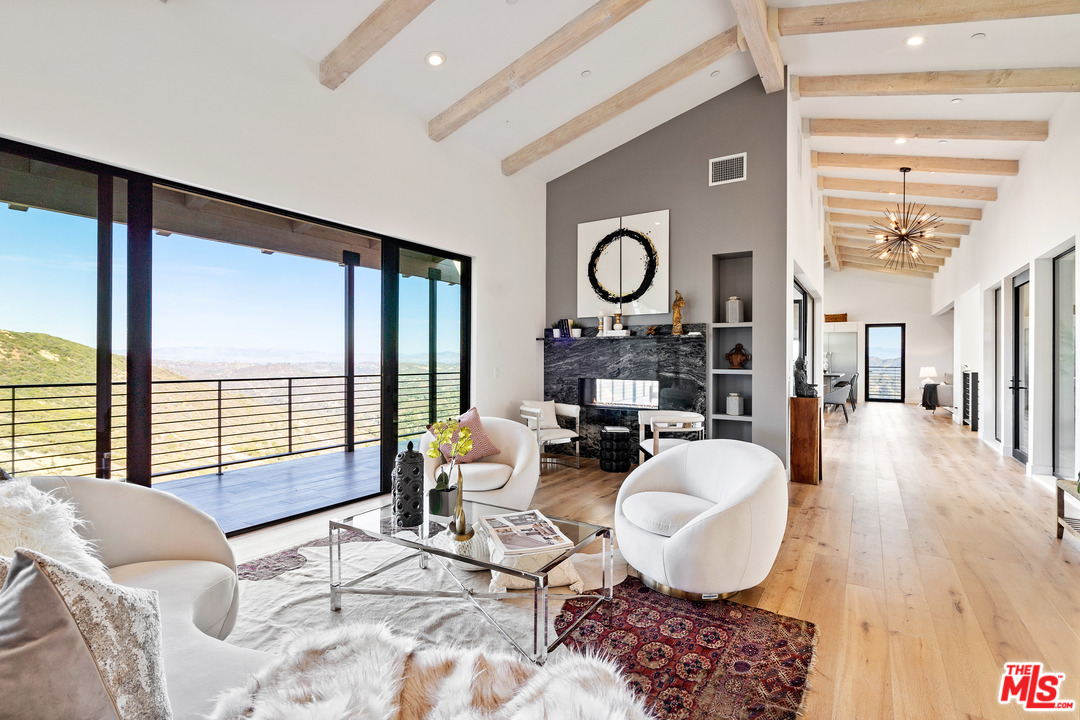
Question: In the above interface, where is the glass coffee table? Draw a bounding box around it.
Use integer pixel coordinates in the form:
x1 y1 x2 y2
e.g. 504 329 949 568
329 500 612 664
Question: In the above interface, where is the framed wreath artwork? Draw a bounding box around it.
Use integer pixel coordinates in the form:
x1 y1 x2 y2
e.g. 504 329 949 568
575 209 669 317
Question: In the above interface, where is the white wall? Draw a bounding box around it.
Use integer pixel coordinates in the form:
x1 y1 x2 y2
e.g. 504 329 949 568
0 0 547 418
930 95 1080 474
787 89 825 398
824 268 953 405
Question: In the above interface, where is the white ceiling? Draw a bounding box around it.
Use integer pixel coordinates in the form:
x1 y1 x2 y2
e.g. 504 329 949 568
176 0 1080 271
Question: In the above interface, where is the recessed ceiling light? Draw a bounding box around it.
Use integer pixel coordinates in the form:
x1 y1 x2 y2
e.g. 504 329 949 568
710 70 721 78
939 139 949 144
425 51 445 67
506 0 519 4
951 97 963 104
894 138 908 144
971 32 987 40
906 35 925 46
580 70 592 78
888 192 897 196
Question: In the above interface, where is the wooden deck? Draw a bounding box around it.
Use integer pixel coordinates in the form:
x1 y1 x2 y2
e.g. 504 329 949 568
155 448 381 535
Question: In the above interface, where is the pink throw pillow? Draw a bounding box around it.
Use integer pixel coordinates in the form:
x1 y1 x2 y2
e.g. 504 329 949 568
432 407 501 464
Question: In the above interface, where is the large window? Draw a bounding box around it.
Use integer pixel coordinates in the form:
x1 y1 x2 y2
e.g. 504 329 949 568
0 138 471 533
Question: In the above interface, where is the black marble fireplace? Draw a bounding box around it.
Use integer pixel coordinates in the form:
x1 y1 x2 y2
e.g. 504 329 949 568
543 324 706 459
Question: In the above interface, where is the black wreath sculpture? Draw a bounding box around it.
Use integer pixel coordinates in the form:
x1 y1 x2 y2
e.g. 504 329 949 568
587 228 659 304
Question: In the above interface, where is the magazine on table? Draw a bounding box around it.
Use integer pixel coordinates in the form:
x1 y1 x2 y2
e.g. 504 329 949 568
479 509 574 555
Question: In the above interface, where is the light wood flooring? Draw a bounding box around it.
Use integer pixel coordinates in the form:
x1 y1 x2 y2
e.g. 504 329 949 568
231 402 1080 719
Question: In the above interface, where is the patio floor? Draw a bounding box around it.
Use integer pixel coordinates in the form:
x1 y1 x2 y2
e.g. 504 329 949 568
154 447 382 535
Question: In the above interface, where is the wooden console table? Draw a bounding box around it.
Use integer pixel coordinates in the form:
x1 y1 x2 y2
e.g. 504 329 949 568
1057 478 1080 541
790 397 821 485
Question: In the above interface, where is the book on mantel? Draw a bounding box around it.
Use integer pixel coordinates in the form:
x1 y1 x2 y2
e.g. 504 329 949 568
479 509 573 555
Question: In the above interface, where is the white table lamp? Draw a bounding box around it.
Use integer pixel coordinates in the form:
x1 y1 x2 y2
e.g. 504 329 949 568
919 366 938 385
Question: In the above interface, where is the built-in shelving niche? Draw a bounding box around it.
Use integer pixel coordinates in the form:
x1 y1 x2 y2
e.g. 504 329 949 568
710 252 753 442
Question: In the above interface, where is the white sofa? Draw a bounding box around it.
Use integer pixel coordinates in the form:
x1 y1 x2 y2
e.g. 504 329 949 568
419 417 541 511
614 440 787 599
28 476 270 720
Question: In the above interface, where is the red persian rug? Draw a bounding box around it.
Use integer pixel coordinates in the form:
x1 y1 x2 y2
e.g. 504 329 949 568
555 577 817 720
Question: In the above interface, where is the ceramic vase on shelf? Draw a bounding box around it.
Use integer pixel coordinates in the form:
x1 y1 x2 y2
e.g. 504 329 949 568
726 297 744 323
726 393 744 416
725 343 751 369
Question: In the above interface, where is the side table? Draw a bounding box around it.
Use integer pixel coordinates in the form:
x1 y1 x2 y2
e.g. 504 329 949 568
600 426 632 472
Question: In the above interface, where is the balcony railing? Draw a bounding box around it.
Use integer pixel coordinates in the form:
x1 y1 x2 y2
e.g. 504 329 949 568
866 366 902 400
0 371 459 480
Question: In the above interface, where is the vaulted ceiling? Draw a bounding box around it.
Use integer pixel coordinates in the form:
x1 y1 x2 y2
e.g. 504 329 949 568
180 0 1080 279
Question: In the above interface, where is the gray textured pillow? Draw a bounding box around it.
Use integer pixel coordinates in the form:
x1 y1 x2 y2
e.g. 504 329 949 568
0 549 172 720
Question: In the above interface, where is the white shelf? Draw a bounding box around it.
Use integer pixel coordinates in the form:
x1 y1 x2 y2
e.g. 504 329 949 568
711 322 753 328
710 413 752 422
712 369 752 375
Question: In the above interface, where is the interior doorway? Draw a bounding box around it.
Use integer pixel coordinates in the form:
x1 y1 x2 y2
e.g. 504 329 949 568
1012 271 1031 464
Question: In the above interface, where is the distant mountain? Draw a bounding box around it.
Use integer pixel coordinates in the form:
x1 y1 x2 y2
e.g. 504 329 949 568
153 346 357 364
0 330 186 385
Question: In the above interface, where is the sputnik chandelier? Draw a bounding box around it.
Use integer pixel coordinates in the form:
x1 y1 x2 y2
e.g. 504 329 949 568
867 167 944 271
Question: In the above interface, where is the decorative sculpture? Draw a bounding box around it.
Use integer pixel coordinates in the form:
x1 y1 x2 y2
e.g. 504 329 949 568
672 291 685 335
794 357 818 398
391 441 424 528
725 343 751 369
646 325 659 336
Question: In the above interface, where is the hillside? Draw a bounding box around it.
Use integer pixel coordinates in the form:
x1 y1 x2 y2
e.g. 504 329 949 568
0 329 187 385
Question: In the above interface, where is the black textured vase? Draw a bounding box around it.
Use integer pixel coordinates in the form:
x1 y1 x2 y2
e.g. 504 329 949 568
392 441 425 528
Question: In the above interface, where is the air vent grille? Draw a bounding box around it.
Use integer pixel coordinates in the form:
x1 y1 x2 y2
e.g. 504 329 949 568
709 152 747 186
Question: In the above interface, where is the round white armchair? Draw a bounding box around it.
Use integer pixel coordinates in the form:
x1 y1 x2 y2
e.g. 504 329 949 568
419 416 540 511
614 439 788 600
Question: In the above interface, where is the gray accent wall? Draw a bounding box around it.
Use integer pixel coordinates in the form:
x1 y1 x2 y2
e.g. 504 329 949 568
545 76 790 464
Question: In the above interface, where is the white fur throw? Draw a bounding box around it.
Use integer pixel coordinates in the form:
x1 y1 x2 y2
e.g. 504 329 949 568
0 478 111 583
210 623 651 720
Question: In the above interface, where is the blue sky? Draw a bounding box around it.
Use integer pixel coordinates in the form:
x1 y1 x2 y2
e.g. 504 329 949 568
0 206 459 362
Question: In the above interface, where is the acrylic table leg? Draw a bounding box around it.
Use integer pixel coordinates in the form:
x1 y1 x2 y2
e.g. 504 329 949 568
329 525 342 611
419 551 428 569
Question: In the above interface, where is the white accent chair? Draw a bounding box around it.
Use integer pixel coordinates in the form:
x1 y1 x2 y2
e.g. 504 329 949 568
520 401 581 468
614 440 788 599
637 410 705 464
419 417 540 511
26 476 270 720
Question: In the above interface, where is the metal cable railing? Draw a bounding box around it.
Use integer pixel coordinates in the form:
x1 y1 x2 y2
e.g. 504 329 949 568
0 371 460 479
866 366 903 400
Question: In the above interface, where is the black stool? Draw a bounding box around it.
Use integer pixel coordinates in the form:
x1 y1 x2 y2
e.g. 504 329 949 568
600 426 632 472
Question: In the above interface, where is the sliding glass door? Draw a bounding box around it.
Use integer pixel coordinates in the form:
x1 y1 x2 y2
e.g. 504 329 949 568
865 324 905 402
1054 250 1075 477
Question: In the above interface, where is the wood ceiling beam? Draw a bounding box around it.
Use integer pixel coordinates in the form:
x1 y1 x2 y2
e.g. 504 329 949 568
834 235 952 258
826 196 982 221
796 67 1080 97
320 0 437 90
839 246 945 267
777 0 1080 36
834 230 960 249
428 0 653 141
729 0 785 93
840 258 937 279
812 151 1017 177
819 175 997 201
827 211 969 235
501 27 740 175
824 225 843 270
809 118 1049 142
183 194 211 210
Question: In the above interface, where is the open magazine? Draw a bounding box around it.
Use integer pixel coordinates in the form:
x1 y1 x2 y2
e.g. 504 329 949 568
479 509 574 556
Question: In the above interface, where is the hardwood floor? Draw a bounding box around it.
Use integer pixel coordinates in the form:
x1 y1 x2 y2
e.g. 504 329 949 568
230 403 1080 718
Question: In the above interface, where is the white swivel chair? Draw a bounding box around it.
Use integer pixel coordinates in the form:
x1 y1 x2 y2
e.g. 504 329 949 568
419 416 540 511
637 410 704 463
614 439 788 600
520 401 581 469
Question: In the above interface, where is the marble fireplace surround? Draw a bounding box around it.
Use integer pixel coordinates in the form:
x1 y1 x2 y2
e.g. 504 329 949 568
542 324 706 459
